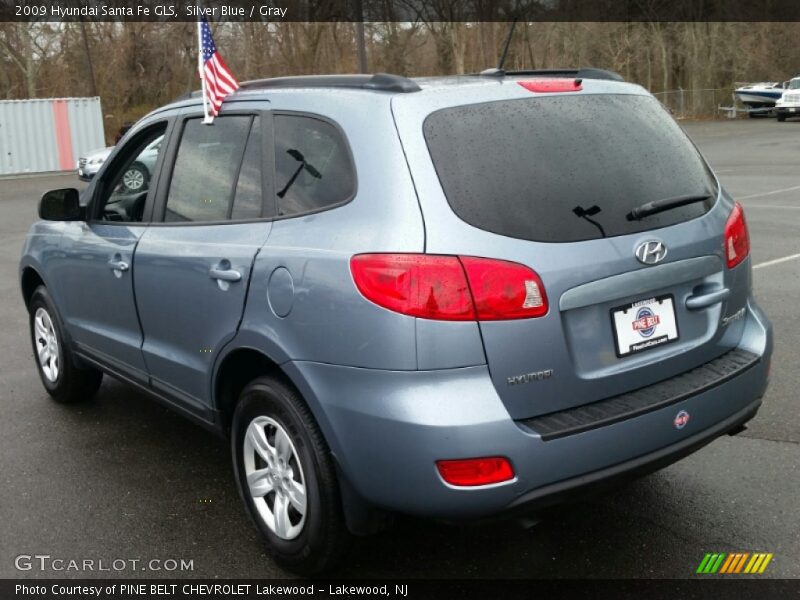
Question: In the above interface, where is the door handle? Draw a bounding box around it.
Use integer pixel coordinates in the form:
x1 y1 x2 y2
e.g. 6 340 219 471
209 268 242 282
685 287 730 310
108 259 129 272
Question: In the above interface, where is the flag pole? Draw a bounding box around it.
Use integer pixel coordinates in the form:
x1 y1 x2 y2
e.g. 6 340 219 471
197 19 213 124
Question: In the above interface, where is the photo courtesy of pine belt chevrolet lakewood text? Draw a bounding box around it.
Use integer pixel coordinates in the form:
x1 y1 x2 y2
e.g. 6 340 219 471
19 69 772 574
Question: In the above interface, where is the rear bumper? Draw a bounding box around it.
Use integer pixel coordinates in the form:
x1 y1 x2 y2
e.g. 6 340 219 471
504 397 761 516
285 301 772 520
775 106 800 116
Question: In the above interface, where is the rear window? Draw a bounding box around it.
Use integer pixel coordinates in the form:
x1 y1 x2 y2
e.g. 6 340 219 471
423 94 717 243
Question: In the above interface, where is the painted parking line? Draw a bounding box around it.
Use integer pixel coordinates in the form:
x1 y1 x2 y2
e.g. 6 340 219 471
738 185 800 200
753 253 800 270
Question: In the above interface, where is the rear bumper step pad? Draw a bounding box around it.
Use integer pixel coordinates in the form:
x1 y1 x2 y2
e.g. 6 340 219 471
519 348 760 441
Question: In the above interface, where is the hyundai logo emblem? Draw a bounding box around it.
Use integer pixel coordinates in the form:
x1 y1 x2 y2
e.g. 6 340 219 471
635 240 668 265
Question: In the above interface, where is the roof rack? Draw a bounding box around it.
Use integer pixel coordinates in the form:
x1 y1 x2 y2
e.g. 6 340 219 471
478 68 624 82
238 73 421 93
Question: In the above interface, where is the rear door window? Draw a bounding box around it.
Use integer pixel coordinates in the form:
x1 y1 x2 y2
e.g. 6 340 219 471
423 94 717 242
274 115 355 217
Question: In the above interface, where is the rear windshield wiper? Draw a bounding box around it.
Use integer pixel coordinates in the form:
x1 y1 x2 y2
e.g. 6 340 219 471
627 193 712 221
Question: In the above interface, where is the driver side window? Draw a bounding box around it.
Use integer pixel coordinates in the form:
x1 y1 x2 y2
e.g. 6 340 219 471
96 125 167 222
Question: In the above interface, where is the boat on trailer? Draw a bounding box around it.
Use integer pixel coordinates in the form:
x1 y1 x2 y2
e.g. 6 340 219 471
734 82 786 108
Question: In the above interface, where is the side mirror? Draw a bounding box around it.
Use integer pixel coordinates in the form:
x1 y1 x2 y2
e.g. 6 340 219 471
39 188 82 221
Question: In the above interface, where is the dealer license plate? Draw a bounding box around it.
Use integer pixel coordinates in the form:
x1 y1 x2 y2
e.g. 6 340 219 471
611 295 679 357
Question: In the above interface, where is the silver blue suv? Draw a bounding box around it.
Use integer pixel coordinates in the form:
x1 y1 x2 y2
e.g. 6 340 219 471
20 70 773 574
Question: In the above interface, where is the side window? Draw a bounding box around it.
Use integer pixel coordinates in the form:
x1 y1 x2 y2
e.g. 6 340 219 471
231 116 262 220
274 115 355 217
164 116 250 222
97 126 166 222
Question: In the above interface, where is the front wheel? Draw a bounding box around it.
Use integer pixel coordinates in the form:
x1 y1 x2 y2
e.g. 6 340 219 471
29 286 102 403
231 376 350 575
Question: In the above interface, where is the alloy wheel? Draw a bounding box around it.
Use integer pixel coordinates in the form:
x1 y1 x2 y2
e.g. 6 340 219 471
243 416 308 540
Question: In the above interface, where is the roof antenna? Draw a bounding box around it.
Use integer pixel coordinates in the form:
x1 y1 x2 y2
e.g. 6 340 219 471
497 18 518 73
481 18 518 77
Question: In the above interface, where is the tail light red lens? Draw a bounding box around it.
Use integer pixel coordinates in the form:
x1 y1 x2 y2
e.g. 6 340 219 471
724 202 750 269
436 457 515 487
349 254 475 321
350 254 548 321
460 257 548 320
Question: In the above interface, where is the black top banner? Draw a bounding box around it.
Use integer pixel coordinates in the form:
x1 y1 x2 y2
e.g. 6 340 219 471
4 0 800 22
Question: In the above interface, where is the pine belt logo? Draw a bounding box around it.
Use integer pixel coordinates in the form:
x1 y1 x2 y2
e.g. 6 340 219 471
696 552 774 574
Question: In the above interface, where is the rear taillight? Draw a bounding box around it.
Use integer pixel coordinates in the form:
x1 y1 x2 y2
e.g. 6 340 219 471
350 254 548 321
436 457 515 487
460 257 548 320
349 254 475 321
724 202 750 269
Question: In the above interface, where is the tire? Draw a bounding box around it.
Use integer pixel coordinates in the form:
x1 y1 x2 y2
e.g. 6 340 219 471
231 376 350 575
122 163 149 193
29 286 102 403
777 113 786 122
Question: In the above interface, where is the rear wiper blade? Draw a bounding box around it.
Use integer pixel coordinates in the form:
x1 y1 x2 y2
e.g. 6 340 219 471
626 193 711 221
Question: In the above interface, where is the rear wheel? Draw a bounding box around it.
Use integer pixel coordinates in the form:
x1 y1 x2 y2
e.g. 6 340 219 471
29 286 102 403
231 376 350 575
777 113 787 122
122 163 149 193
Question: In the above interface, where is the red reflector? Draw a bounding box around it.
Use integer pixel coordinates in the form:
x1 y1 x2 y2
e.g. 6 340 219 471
518 79 583 93
350 254 475 321
436 457 515 487
460 257 548 320
724 202 750 269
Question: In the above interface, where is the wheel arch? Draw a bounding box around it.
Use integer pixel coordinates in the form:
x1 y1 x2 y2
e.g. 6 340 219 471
212 343 389 534
213 345 285 433
20 265 45 309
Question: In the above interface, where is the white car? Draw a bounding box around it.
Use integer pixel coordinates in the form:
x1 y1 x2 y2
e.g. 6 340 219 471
76 146 113 181
76 136 163 192
775 77 800 122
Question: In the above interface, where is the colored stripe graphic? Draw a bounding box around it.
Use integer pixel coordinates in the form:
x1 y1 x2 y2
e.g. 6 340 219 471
699 552 773 574
52 100 74 171
734 553 749 573
719 554 736 573
697 553 713 573
759 554 774 573
698 553 727 574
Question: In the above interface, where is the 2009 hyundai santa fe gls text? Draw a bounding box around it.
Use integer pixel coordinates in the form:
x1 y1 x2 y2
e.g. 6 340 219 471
19 69 773 574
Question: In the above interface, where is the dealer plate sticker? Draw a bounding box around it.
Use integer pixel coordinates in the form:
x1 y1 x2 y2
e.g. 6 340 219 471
611 295 679 356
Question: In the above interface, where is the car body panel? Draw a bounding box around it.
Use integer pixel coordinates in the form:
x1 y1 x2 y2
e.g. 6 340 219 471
134 222 272 407
234 91 426 371
39 220 148 376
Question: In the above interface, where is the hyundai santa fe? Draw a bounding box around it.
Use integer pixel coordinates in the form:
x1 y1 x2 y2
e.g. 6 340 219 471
19 69 773 574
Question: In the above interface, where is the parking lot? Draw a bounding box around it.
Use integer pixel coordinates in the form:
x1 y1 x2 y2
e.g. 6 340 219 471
0 119 798 579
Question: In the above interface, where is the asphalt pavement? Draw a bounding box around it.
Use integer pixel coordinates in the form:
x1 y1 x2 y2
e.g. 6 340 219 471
0 119 798 579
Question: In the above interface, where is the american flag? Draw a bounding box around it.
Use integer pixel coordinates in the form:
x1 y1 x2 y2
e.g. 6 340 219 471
199 18 239 117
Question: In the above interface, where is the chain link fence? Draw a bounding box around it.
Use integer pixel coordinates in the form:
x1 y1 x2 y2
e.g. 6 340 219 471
652 88 742 119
